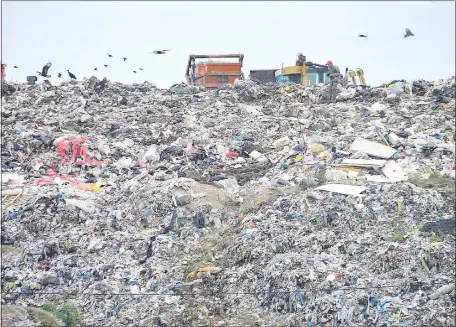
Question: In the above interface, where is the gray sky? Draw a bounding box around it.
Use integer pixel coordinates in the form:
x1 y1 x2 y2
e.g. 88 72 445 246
2 1 455 88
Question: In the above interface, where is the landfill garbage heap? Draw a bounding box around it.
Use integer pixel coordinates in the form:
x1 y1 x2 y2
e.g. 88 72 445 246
1 77 455 327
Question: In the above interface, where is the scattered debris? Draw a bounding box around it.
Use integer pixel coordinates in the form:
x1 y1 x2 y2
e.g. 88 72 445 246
1 76 455 326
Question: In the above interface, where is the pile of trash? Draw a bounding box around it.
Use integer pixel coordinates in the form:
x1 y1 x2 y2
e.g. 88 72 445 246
1 76 455 327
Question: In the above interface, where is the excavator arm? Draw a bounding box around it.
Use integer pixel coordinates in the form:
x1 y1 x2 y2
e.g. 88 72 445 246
346 68 367 86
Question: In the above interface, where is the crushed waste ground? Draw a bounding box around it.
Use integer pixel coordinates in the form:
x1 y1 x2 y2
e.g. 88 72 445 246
1 77 455 327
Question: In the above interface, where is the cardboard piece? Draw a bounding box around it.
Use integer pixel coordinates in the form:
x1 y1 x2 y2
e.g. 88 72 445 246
316 184 368 195
337 159 387 168
350 138 397 159
382 161 407 182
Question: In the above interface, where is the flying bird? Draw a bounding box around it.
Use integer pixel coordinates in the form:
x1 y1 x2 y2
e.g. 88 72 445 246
404 28 414 38
13 66 19 68
358 34 368 38
104 64 108 68
40 62 52 77
123 57 127 62
139 68 143 71
150 49 171 55
67 70 77 79
94 67 98 71
58 73 62 78
133 70 137 73
108 54 113 57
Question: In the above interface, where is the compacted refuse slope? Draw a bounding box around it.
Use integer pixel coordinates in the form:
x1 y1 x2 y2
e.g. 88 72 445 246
1 78 455 326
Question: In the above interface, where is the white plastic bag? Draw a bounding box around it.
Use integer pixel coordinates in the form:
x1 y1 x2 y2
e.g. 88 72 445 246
65 199 96 213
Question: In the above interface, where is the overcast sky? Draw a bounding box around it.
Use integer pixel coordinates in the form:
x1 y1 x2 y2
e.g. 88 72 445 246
2 1 455 88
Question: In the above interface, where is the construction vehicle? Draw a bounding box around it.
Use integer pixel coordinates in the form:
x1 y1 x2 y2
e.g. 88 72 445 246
1 64 6 81
249 69 279 84
185 54 244 89
276 58 367 87
345 68 367 86
275 60 330 86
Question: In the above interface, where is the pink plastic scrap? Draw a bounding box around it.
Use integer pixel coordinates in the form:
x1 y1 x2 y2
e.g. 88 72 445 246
46 168 58 177
55 136 102 167
56 140 70 157
36 174 82 185
36 177 54 185
60 174 82 185
71 137 88 161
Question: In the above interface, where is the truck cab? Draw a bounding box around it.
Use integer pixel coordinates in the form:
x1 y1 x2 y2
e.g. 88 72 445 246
1 64 6 81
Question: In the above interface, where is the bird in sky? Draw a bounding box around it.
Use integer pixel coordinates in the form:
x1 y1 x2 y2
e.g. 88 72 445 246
133 70 137 73
404 28 414 38
123 57 127 62
58 73 62 78
67 70 77 79
108 54 113 57
40 62 52 78
104 65 109 68
358 34 368 38
150 49 171 55
139 68 143 71
13 66 19 68
94 67 98 71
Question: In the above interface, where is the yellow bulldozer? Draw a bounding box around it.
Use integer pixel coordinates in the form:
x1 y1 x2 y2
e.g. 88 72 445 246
275 56 367 87
276 60 329 86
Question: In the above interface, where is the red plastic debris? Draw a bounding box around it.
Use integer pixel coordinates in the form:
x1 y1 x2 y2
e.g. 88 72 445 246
56 140 70 157
71 137 88 161
60 174 82 185
225 152 239 158
46 168 58 177
36 177 54 185
55 136 102 167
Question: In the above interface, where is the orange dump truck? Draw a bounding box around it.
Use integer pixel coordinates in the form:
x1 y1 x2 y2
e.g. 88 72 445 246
185 54 245 89
1 64 6 81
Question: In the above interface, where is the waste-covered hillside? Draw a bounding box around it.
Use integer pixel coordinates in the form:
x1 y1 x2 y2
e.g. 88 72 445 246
1 77 455 327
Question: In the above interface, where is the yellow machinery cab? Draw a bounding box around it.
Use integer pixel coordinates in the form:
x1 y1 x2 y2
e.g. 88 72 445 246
277 61 330 86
